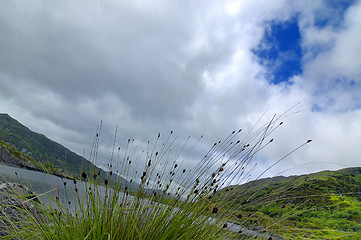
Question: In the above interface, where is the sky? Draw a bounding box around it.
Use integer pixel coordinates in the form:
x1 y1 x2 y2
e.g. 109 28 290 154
1 0 361 182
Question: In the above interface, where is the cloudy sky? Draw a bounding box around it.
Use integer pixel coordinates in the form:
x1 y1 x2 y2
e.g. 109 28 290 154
1 0 360 180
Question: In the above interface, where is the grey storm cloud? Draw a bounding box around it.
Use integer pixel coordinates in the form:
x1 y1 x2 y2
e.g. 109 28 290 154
1 0 361 178
0 0 239 132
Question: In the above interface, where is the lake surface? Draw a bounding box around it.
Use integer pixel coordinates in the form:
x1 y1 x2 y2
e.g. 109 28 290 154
0 164 90 207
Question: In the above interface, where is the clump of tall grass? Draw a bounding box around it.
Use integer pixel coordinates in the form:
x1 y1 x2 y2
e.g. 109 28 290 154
0 113 310 239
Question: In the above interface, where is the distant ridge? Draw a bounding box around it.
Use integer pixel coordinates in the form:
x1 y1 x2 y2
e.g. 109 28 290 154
0 113 98 177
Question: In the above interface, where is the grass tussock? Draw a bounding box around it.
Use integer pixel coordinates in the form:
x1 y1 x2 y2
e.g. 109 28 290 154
0 113 315 240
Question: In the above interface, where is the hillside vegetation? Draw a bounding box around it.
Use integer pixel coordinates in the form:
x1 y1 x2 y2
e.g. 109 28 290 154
213 167 361 239
1 113 361 239
0 113 104 179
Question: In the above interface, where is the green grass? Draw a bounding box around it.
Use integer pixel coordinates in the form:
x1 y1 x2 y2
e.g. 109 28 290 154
1 114 314 239
214 167 361 239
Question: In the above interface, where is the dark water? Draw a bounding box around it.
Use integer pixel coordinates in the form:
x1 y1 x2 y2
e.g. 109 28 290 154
0 164 88 207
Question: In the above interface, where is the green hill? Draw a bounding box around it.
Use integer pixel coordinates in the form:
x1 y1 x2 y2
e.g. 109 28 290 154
0 113 104 179
213 167 361 239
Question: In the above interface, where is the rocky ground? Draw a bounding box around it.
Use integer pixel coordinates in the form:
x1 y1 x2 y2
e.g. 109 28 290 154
0 182 41 237
0 144 40 171
0 143 74 180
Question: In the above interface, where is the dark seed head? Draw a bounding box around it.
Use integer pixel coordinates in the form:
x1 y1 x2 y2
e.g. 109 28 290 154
223 223 228 228
104 179 108 185
81 172 87 179
212 207 219 214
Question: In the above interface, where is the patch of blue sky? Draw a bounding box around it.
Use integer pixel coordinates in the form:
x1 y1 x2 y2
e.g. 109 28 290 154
314 0 356 29
253 17 302 85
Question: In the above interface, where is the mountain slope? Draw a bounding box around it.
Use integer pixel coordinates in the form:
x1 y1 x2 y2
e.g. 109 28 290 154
0 113 101 178
214 167 361 239
0 113 140 191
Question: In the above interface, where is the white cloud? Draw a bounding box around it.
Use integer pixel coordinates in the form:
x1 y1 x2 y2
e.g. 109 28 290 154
1 0 360 182
300 1 361 111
